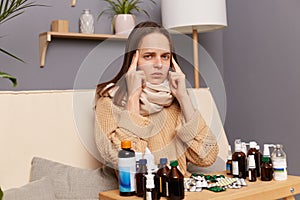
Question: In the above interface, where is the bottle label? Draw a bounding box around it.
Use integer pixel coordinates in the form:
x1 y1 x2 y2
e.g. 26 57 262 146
232 161 239 176
146 191 152 200
273 158 287 180
166 182 169 196
118 157 136 192
226 163 231 174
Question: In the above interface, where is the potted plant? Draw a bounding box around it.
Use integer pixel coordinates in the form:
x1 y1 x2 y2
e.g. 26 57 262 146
0 0 44 87
97 0 156 36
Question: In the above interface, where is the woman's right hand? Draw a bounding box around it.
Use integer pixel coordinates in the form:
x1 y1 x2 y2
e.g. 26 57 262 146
125 50 146 113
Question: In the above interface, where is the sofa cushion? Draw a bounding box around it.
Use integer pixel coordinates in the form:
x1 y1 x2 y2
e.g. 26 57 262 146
30 157 118 199
3 177 56 200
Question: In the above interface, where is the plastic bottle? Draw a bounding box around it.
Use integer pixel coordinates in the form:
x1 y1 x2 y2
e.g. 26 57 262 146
136 159 148 197
156 158 170 197
260 144 273 181
271 144 288 180
232 139 247 179
247 141 261 177
166 160 184 200
144 170 159 200
226 145 233 175
118 140 136 196
144 148 156 171
248 155 257 182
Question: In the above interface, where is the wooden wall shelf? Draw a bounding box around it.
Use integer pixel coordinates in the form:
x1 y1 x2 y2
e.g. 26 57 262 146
39 32 127 68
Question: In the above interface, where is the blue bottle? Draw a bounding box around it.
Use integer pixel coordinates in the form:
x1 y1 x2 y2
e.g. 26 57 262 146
118 140 136 196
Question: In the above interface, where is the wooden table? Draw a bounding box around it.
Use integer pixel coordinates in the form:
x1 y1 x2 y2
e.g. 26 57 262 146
99 174 300 200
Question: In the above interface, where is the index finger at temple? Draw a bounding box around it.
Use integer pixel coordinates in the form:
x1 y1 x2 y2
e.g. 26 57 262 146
172 57 183 74
128 50 139 72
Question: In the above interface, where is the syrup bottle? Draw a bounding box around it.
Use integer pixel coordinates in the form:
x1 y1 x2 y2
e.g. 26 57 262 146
166 160 184 200
248 155 257 182
247 141 261 177
260 144 273 181
144 170 159 200
232 139 247 179
156 158 170 197
118 140 136 196
136 159 148 197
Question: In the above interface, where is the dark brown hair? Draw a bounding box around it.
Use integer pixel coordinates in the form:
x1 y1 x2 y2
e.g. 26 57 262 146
95 21 177 105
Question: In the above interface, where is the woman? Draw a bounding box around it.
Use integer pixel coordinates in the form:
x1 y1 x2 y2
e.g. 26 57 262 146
94 21 218 176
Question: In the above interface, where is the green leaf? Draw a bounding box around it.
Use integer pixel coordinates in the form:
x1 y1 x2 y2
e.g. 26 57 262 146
0 47 25 62
0 71 18 87
98 0 156 19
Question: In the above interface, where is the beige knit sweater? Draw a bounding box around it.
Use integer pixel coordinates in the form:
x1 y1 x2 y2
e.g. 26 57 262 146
94 95 219 176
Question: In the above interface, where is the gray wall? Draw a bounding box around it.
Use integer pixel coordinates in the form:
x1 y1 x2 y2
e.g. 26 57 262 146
0 0 162 90
1 0 300 188
223 0 300 178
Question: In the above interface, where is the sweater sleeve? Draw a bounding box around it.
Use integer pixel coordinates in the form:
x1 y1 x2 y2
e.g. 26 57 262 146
94 96 151 167
176 110 219 167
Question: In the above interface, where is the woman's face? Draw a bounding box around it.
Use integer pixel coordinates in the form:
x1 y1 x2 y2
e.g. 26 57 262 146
137 32 171 85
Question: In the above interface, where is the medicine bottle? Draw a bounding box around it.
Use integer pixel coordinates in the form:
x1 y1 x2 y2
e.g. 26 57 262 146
226 145 233 175
156 158 170 197
166 160 184 200
144 170 159 200
136 159 148 197
260 144 273 181
232 139 247 179
247 141 261 177
118 140 136 196
248 155 257 182
271 144 288 180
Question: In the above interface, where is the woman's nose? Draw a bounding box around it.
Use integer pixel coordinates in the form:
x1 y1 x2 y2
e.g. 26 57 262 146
153 56 163 68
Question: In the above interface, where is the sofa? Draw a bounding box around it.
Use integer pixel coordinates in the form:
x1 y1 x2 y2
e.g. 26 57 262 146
0 88 228 199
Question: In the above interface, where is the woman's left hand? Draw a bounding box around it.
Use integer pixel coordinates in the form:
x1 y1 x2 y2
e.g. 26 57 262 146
169 57 195 122
168 57 189 101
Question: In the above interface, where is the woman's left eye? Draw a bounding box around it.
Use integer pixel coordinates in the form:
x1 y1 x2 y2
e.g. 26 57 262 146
162 54 170 60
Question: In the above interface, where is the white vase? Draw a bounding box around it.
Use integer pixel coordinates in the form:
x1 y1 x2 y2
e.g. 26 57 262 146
80 9 94 34
113 14 136 36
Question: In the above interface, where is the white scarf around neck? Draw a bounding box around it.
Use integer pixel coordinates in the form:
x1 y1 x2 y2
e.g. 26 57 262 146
107 80 174 116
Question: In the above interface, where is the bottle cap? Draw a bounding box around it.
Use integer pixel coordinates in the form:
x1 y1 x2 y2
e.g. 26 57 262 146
255 145 260 150
261 156 270 162
249 141 257 148
248 155 256 168
160 158 168 165
121 140 131 149
170 160 178 167
139 159 147 165
145 173 155 189
235 139 242 152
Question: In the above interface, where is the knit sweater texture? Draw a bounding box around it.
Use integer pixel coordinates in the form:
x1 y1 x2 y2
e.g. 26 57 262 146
94 94 219 176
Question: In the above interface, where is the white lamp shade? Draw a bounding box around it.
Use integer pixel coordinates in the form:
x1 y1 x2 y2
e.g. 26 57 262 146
161 0 227 33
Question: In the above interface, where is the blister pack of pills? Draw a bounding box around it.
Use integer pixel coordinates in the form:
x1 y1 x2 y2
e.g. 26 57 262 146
184 174 247 193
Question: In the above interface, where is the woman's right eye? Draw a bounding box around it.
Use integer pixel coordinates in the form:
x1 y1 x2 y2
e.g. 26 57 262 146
144 54 152 59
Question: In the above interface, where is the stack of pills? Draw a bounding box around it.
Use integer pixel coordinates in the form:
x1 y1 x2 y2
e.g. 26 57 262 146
184 174 247 192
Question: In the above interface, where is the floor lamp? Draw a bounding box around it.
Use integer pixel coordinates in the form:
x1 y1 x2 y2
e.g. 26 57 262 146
161 0 227 88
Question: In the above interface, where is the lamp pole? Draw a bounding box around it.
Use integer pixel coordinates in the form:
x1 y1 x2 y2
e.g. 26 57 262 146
193 28 200 88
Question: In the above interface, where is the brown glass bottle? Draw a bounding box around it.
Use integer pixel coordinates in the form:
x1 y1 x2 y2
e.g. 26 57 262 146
232 140 246 179
247 141 261 177
156 158 170 197
260 156 273 181
136 159 147 197
166 160 184 200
